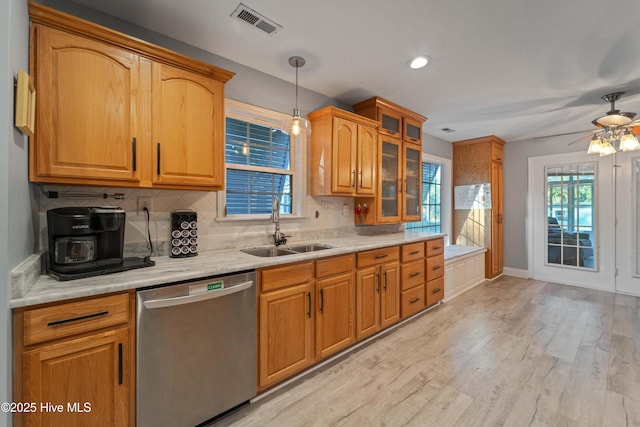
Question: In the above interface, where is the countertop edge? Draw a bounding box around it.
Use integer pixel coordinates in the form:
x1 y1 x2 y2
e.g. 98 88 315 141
11 232 446 309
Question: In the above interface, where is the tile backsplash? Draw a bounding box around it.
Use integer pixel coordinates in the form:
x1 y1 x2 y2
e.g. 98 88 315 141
37 185 381 257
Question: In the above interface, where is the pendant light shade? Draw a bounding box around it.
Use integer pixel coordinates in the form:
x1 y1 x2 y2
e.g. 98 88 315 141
289 56 310 137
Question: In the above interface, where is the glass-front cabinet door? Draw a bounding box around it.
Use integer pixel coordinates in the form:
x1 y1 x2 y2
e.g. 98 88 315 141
379 136 401 222
403 143 422 221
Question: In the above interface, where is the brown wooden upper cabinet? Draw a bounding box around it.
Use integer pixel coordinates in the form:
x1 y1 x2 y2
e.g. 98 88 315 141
308 107 379 196
28 3 234 190
352 97 426 225
353 96 427 147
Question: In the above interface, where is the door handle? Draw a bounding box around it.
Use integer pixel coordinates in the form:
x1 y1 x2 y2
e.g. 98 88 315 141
375 273 380 293
132 138 137 171
307 292 312 318
351 170 356 188
143 281 253 309
383 271 388 290
359 171 363 188
118 343 123 385
319 289 324 314
157 143 161 175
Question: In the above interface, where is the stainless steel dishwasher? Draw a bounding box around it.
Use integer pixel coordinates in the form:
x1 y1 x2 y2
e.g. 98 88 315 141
137 270 256 427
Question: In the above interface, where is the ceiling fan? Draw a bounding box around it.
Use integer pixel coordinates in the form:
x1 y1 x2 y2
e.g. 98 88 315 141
567 92 640 155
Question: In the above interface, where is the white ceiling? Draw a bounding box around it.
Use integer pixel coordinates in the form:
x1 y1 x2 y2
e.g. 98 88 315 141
69 0 640 143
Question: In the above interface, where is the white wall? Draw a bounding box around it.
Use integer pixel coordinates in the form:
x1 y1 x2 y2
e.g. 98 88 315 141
2 0 32 425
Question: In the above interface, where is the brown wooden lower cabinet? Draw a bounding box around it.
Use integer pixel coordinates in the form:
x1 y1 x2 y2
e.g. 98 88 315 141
258 262 314 389
258 282 314 388
315 254 355 360
355 246 400 340
13 291 135 427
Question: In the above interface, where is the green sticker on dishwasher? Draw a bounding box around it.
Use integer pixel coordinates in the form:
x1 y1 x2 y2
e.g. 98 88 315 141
207 281 223 291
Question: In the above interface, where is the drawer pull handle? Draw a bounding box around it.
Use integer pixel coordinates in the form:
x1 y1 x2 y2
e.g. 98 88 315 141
432 265 442 270
409 297 421 304
375 254 389 259
409 272 421 278
47 310 109 327
432 288 441 293
409 250 420 255
432 246 442 250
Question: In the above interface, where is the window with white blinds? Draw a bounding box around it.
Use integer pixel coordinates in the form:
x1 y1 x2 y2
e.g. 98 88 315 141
221 100 296 218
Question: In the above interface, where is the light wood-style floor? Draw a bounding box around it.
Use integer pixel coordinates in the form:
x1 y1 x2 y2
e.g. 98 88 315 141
213 276 640 426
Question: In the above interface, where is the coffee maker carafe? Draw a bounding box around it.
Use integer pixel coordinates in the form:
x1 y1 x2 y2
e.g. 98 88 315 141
47 207 126 277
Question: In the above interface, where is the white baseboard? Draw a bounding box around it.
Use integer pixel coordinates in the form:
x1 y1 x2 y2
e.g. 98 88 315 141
502 267 530 278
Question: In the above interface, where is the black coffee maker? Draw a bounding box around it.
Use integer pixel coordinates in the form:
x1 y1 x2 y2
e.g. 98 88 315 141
47 207 154 280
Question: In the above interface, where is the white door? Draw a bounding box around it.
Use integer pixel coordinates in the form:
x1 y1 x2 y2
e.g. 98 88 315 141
614 152 640 295
529 152 615 291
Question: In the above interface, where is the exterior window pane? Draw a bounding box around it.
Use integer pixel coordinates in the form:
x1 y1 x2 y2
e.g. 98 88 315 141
407 162 441 233
545 162 595 269
225 116 293 215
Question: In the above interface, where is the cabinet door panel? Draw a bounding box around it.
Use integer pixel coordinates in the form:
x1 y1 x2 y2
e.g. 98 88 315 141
403 143 422 221
34 26 140 182
378 137 401 223
22 328 129 427
380 262 400 328
316 272 355 359
331 117 357 194
356 267 379 340
153 62 224 188
259 284 313 388
357 125 377 195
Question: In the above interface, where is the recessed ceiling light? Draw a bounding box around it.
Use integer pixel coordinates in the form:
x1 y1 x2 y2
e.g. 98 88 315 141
409 55 431 69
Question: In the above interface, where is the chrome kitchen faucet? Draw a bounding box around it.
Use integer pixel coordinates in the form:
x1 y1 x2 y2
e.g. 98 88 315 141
272 196 288 246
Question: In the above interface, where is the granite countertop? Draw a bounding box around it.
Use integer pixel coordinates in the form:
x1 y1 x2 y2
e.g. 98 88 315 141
11 231 446 309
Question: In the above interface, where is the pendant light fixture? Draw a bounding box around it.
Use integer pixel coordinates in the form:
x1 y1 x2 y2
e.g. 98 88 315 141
288 56 310 137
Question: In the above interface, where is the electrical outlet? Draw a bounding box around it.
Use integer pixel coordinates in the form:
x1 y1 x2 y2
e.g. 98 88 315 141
137 197 152 216
342 203 350 216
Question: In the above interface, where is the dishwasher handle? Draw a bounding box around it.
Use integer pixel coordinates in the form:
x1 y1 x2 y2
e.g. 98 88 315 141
142 280 253 309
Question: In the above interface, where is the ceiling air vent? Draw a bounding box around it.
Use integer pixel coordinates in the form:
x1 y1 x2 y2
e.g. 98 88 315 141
231 3 282 36
441 128 456 133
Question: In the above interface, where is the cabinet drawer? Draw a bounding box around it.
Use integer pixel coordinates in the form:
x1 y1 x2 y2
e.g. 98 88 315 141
401 259 425 291
426 255 445 280
316 254 354 279
357 246 399 268
426 277 444 306
426 238 444 257
401 242 425 262
261 261 314 292
23 293 129 346
401 285 425 318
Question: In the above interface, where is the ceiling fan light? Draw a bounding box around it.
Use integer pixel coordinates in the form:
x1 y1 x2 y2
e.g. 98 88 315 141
587 136 603 154
596 114 633 126
620 131 640 151
599 140 616 156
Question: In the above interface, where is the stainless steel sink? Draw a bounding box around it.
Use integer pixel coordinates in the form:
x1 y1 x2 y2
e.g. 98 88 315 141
241 247 296 257
241 243 333 257
287 244 333 253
